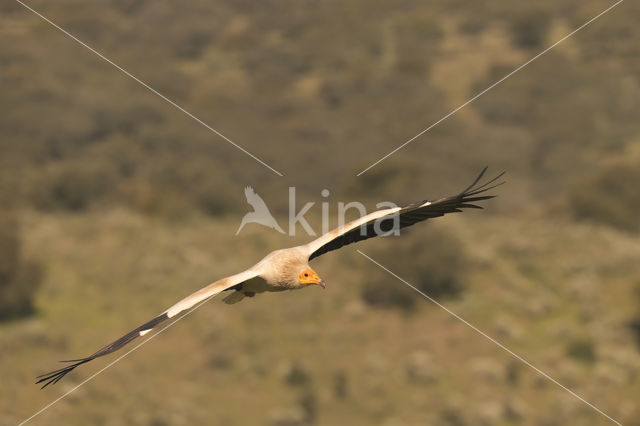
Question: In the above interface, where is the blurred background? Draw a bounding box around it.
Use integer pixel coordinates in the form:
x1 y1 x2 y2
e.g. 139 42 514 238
2 0 640 424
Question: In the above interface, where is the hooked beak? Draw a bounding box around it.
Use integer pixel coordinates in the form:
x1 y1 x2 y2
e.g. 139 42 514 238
318 280 326 289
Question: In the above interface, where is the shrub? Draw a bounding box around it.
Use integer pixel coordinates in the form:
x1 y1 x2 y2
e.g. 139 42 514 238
510 9 550 49
566 338 596 364
569 164 640 233
629 317 640 351
361 277 417 310
32 166 114 212
284 362 311 387
195 182 237 217
360 227 467 311
0 213 43 321
332 370 349 400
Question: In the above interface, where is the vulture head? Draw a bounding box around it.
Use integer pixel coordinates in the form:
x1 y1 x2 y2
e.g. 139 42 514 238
297 268 325 289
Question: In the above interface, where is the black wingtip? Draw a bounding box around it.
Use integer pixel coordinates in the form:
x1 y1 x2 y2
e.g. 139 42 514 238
461 167 488 194
462 169 506 197
36 358 93 389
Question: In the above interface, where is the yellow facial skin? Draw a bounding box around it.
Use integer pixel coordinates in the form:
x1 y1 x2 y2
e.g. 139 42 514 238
298 269 326 288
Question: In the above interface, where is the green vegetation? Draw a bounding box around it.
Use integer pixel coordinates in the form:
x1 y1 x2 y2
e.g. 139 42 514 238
629 317 640 350
566 338 596 365
0 212 42 321
569 163 640 232
361 228 466 310
509 9 550 49
2 0 640 424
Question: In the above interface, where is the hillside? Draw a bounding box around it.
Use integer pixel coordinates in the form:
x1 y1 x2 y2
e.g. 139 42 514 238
1 0 639 425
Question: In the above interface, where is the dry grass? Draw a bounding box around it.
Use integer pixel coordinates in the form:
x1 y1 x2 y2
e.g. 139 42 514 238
3 0 640 424
1 210 638 425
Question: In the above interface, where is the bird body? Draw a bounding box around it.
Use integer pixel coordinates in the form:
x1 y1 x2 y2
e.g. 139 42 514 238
253 247 311 288
220 247 314 304
37 168 504 388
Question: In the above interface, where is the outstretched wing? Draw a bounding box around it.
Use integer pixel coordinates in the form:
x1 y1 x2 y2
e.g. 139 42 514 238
36 269 260 389
304 167 504 261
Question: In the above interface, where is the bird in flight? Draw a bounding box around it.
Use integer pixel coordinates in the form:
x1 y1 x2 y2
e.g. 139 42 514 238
37 167 504 388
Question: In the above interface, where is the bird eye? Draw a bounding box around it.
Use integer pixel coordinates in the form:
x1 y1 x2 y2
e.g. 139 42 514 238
304 273 309 277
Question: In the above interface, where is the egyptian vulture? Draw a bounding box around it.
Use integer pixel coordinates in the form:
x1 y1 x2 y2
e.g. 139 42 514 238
37 167 504 388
